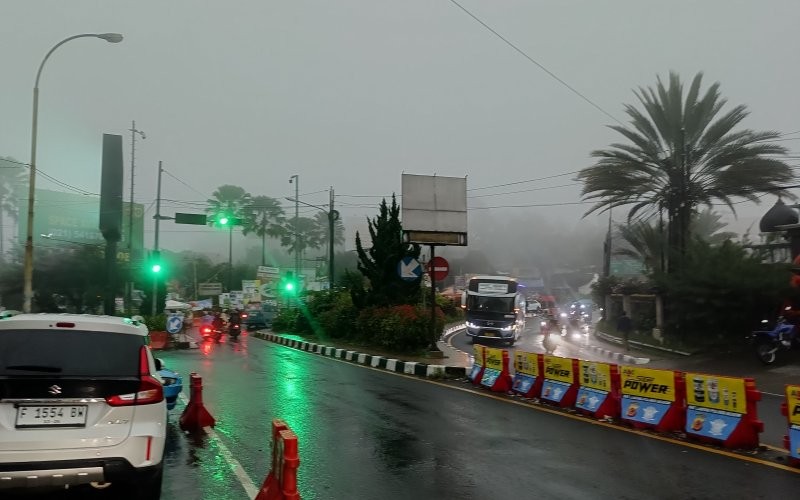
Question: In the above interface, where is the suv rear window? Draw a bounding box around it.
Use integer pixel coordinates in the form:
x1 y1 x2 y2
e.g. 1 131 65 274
0 330 143 377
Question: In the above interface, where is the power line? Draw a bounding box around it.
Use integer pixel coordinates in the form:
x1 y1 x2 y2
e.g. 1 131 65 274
162 169 208 198
468 171 580 191
447 0 623 126
469 201 589 210
468 182 579 198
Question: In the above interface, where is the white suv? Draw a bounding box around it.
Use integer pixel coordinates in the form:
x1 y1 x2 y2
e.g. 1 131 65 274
0 314 166 498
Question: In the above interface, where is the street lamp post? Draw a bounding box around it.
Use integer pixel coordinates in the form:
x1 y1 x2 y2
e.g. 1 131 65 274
286 189 339 290
22 33 123 313
289 175 299 281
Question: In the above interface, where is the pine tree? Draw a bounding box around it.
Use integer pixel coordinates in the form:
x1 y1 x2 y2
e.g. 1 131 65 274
354 195 421 307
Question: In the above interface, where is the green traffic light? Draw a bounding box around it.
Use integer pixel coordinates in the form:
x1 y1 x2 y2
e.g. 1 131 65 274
152 263 162 273
219 216 229 225
285 282 294 292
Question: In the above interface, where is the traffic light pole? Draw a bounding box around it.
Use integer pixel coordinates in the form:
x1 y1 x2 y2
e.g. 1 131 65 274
328 187 334 290
151 161 163 315
227 223 233 292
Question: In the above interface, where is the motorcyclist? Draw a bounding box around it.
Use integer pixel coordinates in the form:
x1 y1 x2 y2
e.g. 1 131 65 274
228 309 241 339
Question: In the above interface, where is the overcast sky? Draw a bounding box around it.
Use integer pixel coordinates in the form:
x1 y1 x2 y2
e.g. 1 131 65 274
2 0 799 260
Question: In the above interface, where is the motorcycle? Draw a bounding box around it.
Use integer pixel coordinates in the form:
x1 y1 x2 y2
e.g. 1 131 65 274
200 324 223 342
228 322 241 341
752 317 800 364
540 320 559 354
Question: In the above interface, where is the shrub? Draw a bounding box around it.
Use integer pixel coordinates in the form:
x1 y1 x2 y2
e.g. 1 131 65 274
272 308 300 333
143 314 167 332
357 304 445 353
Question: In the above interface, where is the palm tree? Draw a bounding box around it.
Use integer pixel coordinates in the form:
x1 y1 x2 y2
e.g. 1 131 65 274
206 185 251 290
311 211 345 249
280 216 324 264
0 157 26 258
579 72 793 272
242 195 286 266
615 209 736 273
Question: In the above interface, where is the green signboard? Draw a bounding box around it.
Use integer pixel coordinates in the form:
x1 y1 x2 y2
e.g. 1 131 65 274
610 256 646 277
19 189 144 263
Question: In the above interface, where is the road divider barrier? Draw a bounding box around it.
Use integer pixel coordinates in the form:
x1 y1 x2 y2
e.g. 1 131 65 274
480 347 512 392
512 351 543 398
148 331 168 350
179 373 216 433
541 355 579 407
620 366 685 433
782 384 800 466
685 373 762 449
468 344 486 385
255 419 301 500
575 360 620 419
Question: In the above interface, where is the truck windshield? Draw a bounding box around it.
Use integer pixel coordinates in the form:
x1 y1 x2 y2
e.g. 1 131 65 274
467 296 515 313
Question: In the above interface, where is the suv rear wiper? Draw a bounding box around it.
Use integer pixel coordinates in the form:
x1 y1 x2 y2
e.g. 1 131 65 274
5 365 63 373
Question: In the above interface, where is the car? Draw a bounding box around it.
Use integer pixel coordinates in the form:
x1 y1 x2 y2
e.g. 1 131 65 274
0 314 166 498
0 310 22 320
156 361 183 411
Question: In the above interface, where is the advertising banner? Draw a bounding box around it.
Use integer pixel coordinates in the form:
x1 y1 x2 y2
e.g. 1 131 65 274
481 347 504 388
512 352 540 395
786 385 800 460
576 361 614 414
685 373 746 441
468 344 486 383
620 366 677 426
541 356 575 404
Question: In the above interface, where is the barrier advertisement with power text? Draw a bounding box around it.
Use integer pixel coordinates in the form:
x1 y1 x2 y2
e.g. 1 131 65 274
620 366 676 425
575 361 613 413
541 355 573 403
481 347 504 388
787 385 800 460
512 352 539 395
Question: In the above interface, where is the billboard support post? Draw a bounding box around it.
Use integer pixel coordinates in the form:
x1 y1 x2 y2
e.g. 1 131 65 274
401 174 467 354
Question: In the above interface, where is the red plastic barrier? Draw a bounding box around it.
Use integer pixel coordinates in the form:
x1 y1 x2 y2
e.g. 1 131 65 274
781 384 800 466
540 356 579 408
255 420 301 500
468 344 486 385
179 373 216 432
149 331 168 350
574 361 621 419
683 373 762 449
620 367 685 433
512 351 543 399
480 348 512 392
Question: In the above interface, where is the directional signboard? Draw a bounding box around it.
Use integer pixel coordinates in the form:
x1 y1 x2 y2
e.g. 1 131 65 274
427 256 449 281
166 314 184 334
198 282 223 296
398 257 422 282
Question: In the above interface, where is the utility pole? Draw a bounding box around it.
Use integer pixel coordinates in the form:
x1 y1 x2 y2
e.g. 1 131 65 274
228 223 233 292
289 175 299 282
328 186 335 290
127 120 145 314
151 161 163 315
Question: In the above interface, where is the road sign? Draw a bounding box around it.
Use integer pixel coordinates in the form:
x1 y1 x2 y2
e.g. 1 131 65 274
398 257 422 281
258 266 280 276
166 314 183 334
427 256 449 281
198 282 223 296
175 213 208 225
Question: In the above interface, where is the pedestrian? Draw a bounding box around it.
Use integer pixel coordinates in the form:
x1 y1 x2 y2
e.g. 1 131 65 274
617 311 633 351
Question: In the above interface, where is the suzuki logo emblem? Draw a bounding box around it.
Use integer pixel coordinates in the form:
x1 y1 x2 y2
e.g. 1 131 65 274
48 385 62 395
486 321 494 326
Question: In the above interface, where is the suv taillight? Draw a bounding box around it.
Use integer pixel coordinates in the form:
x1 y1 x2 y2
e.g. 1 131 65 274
106 346 164 406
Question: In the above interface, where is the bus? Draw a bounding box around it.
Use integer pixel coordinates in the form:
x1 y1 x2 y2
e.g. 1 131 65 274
461 275 526 346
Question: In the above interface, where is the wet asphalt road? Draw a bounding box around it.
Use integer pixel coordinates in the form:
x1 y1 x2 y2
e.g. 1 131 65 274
155 329 799 499
450 321 793 449
13 328 799 499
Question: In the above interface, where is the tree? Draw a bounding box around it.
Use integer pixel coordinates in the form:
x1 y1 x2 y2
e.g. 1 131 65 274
206 185 251 226
354 195 421 307
579 72 793 272
615 209 736 273
243 195 286 266
280 216 323 262
0 157 26 258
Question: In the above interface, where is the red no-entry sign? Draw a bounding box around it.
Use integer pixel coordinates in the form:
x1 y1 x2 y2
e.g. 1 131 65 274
427 256 449 281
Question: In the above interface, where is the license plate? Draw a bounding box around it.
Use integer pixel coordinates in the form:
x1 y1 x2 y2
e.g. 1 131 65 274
16 405 88 428
484 332 495 337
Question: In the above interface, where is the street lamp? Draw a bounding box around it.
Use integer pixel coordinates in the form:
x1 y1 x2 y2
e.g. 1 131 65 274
22 33 124 313
289 175 299 282
285 192 339 290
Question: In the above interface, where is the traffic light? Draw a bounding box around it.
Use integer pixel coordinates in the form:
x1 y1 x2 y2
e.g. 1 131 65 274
281 272 298 295
210 212 241 227
150 250 162 274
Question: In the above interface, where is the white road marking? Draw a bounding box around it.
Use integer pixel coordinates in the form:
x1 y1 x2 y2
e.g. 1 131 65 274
177 393 260 498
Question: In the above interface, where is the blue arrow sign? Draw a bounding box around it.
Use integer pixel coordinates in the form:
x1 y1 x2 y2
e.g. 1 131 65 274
398 257 422 281
166 314 184 334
